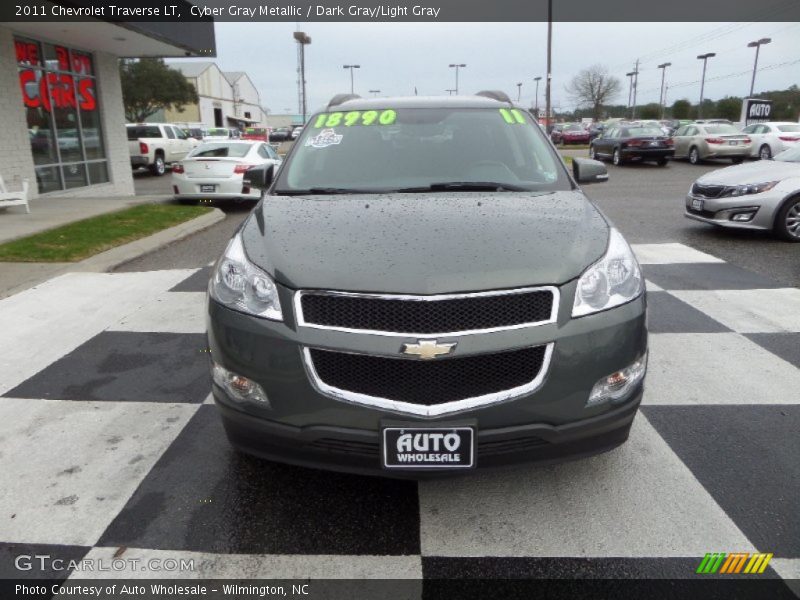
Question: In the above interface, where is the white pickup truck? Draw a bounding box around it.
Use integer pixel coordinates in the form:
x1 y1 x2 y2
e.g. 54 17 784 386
127 123 199 176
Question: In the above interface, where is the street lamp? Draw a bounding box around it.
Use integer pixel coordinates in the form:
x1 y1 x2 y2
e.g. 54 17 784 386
533 76 542 115
747 38 771 97
368 89 380 96
516 82 523 101
657 62 672 119
343 64 360 94
445 89 456 95
696 53 716 118
626 71 635 113
293 31 311 124
449 63 466 95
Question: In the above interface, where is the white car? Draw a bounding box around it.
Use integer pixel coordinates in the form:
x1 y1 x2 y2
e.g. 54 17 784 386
741 122 800 160
202 127 236 142
171 141 282 203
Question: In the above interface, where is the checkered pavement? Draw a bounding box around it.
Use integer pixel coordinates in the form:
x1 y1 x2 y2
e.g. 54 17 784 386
0 243 797 590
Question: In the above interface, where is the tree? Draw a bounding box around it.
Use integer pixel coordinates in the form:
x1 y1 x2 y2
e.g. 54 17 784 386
638 103 662 120
716 96 743 121
565 65 622 121
120 59 198 122
671 99 691 119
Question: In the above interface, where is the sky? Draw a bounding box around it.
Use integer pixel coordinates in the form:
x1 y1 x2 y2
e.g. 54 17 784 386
182 21 800 115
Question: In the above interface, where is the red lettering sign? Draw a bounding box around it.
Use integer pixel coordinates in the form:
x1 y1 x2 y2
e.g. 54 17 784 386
15 40 40 67
19 69 97 112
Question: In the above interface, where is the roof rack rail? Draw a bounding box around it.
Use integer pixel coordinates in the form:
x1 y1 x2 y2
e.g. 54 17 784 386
328 93 362 108
475 90 512 104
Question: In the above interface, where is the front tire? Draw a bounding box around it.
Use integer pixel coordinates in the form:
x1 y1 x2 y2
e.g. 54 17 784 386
688 146 700 165
612 147 623 166
775 197 800 242
150 154 166 176
759 145 772 160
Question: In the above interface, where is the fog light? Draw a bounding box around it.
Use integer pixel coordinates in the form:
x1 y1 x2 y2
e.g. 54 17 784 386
587 354 647 407
731 212 755 222
212 362 269 406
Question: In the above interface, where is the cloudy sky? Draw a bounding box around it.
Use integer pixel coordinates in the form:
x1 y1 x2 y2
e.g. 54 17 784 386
183 21 800 114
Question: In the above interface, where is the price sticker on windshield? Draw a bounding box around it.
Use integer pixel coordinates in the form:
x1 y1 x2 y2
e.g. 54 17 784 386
313 109 397 128
499 108 527 124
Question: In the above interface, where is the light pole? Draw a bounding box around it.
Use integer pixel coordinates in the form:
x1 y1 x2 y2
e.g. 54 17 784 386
657 62 671 119
626 71 635 115
293 31 311 124
449 63 466 95
747 38 771 96
697 53 716 118
445 89 456 95
343 64 360 94
533 76 542 116
516 82 523 101
545 0 552 128
368 89 380 97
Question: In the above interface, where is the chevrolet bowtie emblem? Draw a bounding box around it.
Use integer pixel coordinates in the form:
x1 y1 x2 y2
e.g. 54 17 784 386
401 339 457 360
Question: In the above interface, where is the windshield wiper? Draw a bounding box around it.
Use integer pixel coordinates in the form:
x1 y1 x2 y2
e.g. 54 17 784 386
396 181 530 193
273 187 382 195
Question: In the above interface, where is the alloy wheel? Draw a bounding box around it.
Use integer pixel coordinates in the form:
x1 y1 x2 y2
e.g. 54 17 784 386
785 202 800 239
689 147 699 164
613 148 621 166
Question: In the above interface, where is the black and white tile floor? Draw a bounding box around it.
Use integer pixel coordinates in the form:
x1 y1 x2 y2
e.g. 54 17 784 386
0 243 798 592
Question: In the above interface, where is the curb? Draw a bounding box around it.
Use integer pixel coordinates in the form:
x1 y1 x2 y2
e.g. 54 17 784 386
0 208 225 299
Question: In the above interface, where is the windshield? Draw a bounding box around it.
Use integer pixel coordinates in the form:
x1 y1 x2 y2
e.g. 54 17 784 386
189 143 252 158
704 124 740 135
777 124 800 133
275 107 569 194
775 146 800 163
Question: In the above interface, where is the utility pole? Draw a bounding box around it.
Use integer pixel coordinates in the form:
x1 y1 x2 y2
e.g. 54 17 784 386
748 38 771 97
697 52 716 118
626 71 635 113
293 31 311 124
449 63 466 95
516 82 522 101
545 0 552 128
657 62 671 119
631 59 640 120
533 76 542 116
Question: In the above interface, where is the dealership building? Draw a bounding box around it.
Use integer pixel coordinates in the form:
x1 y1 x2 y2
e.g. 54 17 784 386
0 11 215 198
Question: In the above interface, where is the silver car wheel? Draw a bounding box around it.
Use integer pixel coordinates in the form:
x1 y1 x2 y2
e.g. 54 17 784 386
760 145 772 160
689 147 700 165
787 203 800 238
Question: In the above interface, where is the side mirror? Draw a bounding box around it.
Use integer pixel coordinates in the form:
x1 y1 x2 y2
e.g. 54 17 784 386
573 157 608 184
243 164 274 190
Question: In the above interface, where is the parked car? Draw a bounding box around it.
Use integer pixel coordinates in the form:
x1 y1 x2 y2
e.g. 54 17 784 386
693 119 733 125
557 123 591 145
685 145 800 241
269 127 293 142
206 93 648 476
290 125 304 140
671 123 752 165
171 141 282 204
549 123 565 143
241 127 269 142
203 127 235 142
126 123 198 176
741 122 800 160
589 125 674 166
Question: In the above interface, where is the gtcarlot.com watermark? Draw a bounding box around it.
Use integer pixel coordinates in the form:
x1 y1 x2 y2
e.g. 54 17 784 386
15 554 195 573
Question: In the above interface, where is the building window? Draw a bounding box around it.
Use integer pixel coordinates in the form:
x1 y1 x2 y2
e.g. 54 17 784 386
244 111 251 119
15 36 109 193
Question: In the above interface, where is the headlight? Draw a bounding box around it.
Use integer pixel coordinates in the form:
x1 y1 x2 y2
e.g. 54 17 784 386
572 228 643 317
209 234 283 320
725 181 778 197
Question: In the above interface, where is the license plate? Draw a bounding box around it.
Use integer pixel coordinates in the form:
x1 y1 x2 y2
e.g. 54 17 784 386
382 427 474 469
729 141 739 146
200 184 216 193
692 198 704 210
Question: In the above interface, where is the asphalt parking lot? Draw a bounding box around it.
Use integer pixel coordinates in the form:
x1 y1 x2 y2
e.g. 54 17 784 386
0 158 796 593
131 158 799 287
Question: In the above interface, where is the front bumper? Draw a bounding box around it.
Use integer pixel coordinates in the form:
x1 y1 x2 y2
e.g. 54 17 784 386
207 281 648 476
684 191 781 231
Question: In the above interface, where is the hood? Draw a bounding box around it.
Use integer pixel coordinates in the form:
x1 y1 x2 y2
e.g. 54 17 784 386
699 160 800 186
240 191 609 294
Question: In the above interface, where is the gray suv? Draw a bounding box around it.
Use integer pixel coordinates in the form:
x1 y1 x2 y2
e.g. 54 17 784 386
206 93 648 477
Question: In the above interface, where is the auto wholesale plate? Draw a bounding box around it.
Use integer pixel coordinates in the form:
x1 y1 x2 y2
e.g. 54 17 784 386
692 198 704 211
382 427 475 469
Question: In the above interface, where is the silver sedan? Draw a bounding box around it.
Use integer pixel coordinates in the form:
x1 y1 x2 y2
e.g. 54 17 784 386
171 141 282 203
685 146 800 241
672 123 752 164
